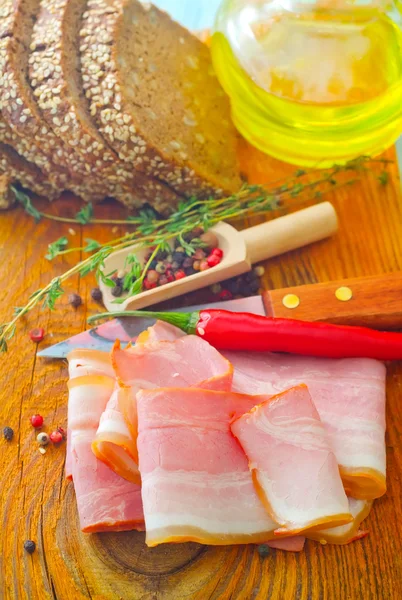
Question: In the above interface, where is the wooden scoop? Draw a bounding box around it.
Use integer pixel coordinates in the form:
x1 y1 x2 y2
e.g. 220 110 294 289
99 202 338 312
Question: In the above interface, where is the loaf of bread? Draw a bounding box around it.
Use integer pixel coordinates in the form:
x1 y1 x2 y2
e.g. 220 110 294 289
0 0 242 212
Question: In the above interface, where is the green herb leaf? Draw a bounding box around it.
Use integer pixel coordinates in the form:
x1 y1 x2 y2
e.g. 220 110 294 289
43 278 64 310
378 171 389 186
11 186 42 222
14 307 24 316
84 238 102 252
111 297 127 304
76 203 93 225
45 236 69 260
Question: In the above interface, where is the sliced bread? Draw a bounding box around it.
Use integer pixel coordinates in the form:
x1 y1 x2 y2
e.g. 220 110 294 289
0 0 113 202
0 173 14 210
28 0 183 213
80 0 242 198
0 141 58 199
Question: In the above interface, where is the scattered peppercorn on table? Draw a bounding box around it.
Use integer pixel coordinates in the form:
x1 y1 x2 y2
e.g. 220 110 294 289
0 143 401 600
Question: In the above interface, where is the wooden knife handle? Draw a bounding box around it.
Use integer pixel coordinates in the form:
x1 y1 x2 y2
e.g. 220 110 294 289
262 272 402 330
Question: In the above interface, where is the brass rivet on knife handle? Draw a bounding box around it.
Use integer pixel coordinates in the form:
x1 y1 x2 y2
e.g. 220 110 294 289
282 294 300 309
262 272 402 330
335 287 353 302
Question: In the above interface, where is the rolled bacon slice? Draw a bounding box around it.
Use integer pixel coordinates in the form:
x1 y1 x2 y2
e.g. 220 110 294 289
231 385 352 535
136 387 279 547
67 374 144 533
92 387 141 484
306 497 372 545
66 349 116 480
225 352 386 500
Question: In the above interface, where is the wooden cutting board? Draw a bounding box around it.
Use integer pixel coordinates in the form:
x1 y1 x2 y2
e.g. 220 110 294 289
0 142 401 600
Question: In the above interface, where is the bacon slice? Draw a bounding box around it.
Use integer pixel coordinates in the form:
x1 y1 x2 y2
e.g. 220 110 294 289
67 374 144 532
113 335 234 445
137 387 280 547
306 497 372 545
92 387 140 484
136 320 185 344
68 348 115 378
225 352 386 500
265 537 306 552
231 385 351 535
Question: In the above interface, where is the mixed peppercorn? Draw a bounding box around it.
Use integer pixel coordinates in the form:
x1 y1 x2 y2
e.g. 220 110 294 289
110 229 224 299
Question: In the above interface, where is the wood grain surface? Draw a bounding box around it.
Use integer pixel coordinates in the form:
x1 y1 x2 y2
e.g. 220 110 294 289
0 145 401 600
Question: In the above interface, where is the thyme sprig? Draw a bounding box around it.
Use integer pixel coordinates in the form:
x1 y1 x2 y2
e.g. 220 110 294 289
0 156 391 353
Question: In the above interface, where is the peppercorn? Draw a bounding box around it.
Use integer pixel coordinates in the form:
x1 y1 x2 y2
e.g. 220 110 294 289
211 248 224 258
68 293 82 308
37 432 49 446
23 540 36 554
166 271 175 283
257 544 271 558
166 254 173 263
207 254 221 268
249 280 260 293
50 430 63 444
115 277 124 288
156 249 168 260
182 257 193 269
30 414 43 429
158 275 168 287
143 280 157 290
200 260 210 271
171 261 180 272
29 328 45 343
200 231 219 249
3 426 14 441
225 279 240 295
91 287 103 304
111 285 123 298
146 270 159 284
172 252 185 265
175 270 186 281
193 248 206 261
193 260 201 271
155 262 167 274
245 271 258 283
149 259 158 270
254 265 265 277
219 289 233 301
185 267 197 276
210 283 222 295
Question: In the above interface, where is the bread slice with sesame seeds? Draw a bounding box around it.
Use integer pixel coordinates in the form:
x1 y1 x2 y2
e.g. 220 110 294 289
0 141 58 200
0 114 61 200
80 0 242 199
0 174 14 210
0 0 120 203
27 0 183 214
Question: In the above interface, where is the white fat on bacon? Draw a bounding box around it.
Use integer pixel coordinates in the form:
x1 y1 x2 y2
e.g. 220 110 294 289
231 385 352 535
136 387 280 547
66 364 144 532
307 497 372 545
225 352 386 500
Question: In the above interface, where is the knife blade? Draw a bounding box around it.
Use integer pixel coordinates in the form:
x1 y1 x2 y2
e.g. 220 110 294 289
37 295 266 358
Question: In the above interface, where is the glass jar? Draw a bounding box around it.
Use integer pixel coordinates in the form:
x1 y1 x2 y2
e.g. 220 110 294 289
211 0 402 166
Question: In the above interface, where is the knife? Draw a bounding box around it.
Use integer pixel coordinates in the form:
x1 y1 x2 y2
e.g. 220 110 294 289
38 272 402 358
37 295 266 358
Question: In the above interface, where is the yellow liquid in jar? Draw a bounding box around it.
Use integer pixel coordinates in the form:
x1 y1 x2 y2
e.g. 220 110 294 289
211 12 402 166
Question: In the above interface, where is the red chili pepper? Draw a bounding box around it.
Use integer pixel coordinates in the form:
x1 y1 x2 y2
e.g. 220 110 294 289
89 309 402 361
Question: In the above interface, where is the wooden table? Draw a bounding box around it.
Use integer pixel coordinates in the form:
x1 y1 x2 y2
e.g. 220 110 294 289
0 146 401 600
